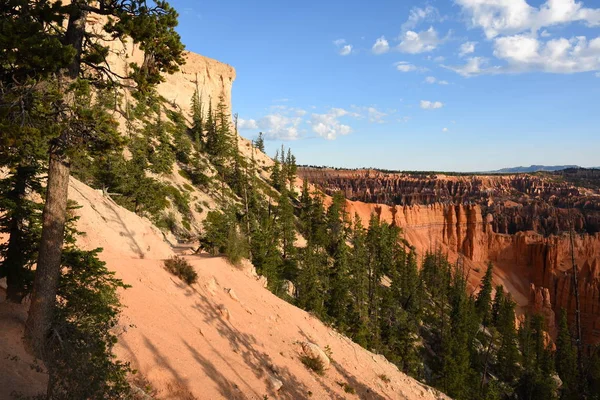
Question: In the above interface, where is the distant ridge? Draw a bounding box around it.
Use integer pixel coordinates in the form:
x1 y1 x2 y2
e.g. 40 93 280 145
489 165 580 173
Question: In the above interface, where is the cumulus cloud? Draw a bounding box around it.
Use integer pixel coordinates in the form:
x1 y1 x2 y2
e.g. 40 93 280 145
238 118 258 130
339 44 353 56
459 41 477 56
367 107 387 123
402 6 442 31
372 36 390 54
493 34 600 73
257 114 302 140
424 76 449 84
309 109 353 140
443 56 500 76
446 35 600 75
395 61 418 72
334 39 353 56
398 27 443 53
420 100 444 109
454 0 600 39
442 127 449 132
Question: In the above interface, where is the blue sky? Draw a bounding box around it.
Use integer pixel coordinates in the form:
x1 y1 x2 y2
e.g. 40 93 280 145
170 0 600 171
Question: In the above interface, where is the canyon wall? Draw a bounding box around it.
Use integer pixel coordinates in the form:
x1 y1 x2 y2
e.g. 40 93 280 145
88 14 236 118
302 168 600 345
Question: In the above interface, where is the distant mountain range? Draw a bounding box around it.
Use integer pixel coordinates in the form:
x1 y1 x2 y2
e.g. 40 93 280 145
489 165 581 173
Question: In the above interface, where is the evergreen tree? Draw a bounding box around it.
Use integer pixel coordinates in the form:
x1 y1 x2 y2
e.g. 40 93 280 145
255 132 265 153
476 262 494 325
517 314 557 400
3 0 186 356
495 292 520 384
556 309 579 400
325 236 351 330
348 215 370 346
296 245 326 317
190 86 204 147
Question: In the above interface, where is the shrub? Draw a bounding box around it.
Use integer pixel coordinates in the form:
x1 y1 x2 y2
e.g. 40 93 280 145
224 226 250 266
300 355 325 376
336 381 355 394
379 374 391 383
164 256 198 285
47 248 132 399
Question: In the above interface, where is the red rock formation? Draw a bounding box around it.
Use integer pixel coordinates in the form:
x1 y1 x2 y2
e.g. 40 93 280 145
303 167 600 345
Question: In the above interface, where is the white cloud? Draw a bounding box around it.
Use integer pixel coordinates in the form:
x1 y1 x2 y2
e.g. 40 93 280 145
442 127 449 132
425 76 449 84
596 71 600 77
443 56 500 76
420 100 444 109
367 107 387 123
494 34 600 73
257 114 303 140
434 56 446 62
398 27 443 53
339 44 353 56
445 34 600 75
459 41 477 56
454 0 600 39
333 39 353 56
238 118 258 130
395 61 418 72
402 6 441 31
372 36 390 54
541 29 551 37
309 109 353 140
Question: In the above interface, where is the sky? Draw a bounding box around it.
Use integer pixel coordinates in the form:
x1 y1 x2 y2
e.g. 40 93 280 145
169 0 600 172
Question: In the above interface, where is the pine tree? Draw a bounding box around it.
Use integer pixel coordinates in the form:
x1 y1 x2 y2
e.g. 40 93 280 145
190 86 204 147
271 151 282 192
495 292 520 384
255 132 265 153
12 0 185 356
517 314 557 400
348 215 370 346
325 236 351 330
476 262 494 325
556 309 579 400
296 245 326 317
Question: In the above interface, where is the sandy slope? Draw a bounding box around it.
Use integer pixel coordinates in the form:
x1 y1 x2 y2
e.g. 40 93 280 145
0 178 449 399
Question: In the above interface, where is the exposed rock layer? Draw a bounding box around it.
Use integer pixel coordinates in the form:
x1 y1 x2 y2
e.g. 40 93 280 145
301 168 600 345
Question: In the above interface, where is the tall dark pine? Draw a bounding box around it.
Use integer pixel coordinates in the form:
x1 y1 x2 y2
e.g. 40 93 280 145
14 0 185 357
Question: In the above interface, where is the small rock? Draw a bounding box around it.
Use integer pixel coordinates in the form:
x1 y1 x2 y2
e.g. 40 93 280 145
268 374 283 391
283 280 295 297
257 276 268 288
226 288 239 302
301 342 330 369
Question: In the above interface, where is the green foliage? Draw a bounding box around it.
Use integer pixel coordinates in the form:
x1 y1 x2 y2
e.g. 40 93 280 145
46 248 131 399
475 262 494 325
164 256 198 285
255 132 265 153
300 354 325 376
555 309 579 399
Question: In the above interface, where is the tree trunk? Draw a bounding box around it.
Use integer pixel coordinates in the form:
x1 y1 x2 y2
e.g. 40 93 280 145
25 153 70 358
24 4 87 359
5 166 30 303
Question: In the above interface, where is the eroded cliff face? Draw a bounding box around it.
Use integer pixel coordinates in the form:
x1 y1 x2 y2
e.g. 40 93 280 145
302 168 600 345
88 14 236 118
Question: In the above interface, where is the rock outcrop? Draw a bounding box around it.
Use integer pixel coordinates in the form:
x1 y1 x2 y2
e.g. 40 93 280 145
302 167 600 345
